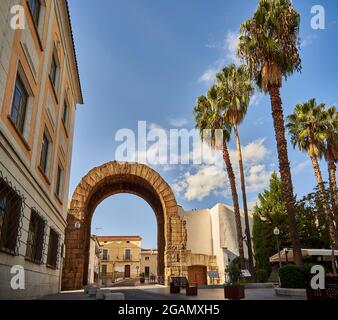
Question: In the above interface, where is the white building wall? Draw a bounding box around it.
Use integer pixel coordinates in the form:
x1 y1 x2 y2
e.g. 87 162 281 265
178 206 213 256
180 203 254 283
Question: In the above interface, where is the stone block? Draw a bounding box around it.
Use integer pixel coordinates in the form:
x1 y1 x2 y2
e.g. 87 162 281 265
104 292 125 300
96 288 112 300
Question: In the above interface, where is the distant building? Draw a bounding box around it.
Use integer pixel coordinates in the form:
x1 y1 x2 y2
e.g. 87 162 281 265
87 235 101 285
97 236 142 285
140 249 158 278
0 0 82 299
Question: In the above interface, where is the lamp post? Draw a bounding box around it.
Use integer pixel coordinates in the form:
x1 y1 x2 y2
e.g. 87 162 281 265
273 227 282 268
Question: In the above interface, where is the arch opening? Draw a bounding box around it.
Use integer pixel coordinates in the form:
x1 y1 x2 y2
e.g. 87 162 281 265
83 176 166 285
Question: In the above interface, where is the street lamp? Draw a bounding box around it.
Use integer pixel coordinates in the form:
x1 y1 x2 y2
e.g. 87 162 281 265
273 227 282 268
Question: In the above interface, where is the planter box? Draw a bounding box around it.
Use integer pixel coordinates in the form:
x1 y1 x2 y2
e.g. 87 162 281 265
224 285 245 300
140 278 145 284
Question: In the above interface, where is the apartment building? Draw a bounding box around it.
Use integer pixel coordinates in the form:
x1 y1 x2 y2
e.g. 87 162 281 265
140 249 158 278
0 0 82 299
97 236 142 285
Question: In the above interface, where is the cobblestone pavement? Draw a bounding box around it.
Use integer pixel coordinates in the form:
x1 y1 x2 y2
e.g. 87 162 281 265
40 285 306 300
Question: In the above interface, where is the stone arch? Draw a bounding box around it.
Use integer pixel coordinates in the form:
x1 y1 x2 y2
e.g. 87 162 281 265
62 161 188 290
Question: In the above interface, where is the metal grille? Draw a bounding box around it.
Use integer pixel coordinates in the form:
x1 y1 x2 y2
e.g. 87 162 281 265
0 171 25 256
47 227 60 269
25 209 47 264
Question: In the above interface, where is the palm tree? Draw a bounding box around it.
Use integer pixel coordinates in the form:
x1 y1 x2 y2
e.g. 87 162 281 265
214 64 255 274
323 106 338 246
286 99 336 274
237 0 303 265
193 90 245 268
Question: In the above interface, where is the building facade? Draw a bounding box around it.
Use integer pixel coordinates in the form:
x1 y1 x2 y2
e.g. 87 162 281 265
87 235 101 285
140 249 158 278
98 236 142 285
178 203 253 284
92 203 252 287
0 0 82 299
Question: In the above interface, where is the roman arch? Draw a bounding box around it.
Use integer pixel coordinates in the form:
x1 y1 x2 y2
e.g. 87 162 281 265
62 161 188 290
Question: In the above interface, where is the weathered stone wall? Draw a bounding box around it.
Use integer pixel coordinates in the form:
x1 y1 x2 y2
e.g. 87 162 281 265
62 161 188 290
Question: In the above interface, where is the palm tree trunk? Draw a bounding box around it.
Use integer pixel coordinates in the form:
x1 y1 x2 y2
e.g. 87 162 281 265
327 151 338 248
310 154 337 275
268 86 303 266
222 142 245 268
234 125 255 275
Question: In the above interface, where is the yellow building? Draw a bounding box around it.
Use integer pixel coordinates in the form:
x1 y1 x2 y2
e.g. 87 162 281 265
97 236 142 285
0 0 82 299
140 249 158 278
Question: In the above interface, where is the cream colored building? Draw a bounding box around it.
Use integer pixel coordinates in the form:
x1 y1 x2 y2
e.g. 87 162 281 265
178 203 253 284
140 249 158 278
98 236 142 285
87 235 101 285
0 0 82 299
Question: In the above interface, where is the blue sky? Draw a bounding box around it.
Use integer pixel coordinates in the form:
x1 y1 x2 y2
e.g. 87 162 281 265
68 0 338 248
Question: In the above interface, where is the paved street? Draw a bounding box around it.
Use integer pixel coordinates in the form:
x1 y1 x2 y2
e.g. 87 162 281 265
40 285 306 300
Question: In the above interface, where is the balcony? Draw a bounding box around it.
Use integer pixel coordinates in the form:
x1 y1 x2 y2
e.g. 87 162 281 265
101 254 110 261
123 254 132 261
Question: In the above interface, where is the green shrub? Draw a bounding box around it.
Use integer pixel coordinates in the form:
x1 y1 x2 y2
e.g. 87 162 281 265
256 269 269 283
225 261 242 284
300 263 316 288
278 263 316 288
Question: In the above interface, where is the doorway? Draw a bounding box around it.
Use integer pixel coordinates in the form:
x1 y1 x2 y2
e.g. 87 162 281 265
124 264 131 278
188 265 207 285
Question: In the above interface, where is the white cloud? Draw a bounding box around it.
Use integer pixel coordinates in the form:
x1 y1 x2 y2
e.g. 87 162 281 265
250 92 263 107
173 138 271 201
241 138 269 164
246 164 272 192
180 165 229 201
198 30 240 85
168 117 189 128
224 31 240 65
198 68 219 84
292 159 311 175
300 34 318 48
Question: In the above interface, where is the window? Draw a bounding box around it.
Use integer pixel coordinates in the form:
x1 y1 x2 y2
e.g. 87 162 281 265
49 53 58 89
0 176 22 254
125 249 131 260
10 75 28 134
47 228 59 268
145 266 150 277
145 257 150 261
62 100 68 128
101 264 107 275
39 130 50 175
28 0 41 26
55 165 63 198
26 210 45 263
102 249 108 260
